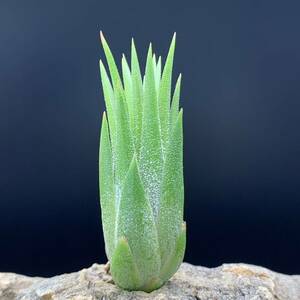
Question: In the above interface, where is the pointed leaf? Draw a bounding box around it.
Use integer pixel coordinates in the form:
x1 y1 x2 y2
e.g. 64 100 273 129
122 54 132 98
121 54 134 131
116 157 161 284
130 39 143 154
114 91 133 185
99 112 115 260
152 53 156 67
158 109 184 264
170 74 182 127
140 44 163 219
100 32 124 95
99 61 116 153
158 33 176 156
159 222 186 282
111 237 142 290
155 56 162 93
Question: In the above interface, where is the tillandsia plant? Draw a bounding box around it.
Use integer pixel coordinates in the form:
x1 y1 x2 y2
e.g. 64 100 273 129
99 32 186 292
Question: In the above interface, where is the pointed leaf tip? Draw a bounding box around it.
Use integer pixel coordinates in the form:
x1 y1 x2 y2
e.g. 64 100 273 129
157 33 177 156
131 38 136 49
171 32 176 43
168 33 176 48
99 59 104 68
100 31 105 43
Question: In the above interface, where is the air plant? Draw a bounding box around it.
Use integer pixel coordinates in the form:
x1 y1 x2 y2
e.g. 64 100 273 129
99 32 186 292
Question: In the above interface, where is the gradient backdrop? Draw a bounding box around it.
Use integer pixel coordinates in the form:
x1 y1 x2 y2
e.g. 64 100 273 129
1 1 300 276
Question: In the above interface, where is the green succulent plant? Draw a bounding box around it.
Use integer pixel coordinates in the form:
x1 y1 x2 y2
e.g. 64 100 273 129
99 32 186 292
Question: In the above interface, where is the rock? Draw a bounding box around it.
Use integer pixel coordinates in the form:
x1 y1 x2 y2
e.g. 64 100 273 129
0 263 299 300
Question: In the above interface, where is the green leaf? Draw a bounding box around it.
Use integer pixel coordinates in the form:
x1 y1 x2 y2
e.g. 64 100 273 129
116 156 161 285
159 222 186 282
99 60 116 154
158 33 176 157
170 74 182 128
99 112 115 260
157 109 184 265
121 54 134 133
110 237 142 290
130 39 143 155
100 32 124 96
152 54 157 91
121 54 132 99
114 90 133 185
152 53 156 66
139 44 163 219
155 56 162 93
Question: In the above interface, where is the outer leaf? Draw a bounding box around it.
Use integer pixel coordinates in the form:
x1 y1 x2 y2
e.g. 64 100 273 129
170 74 182 127
159 222 186 282
99 61 116 154
100 32 124 96
158 33 176 157
99 112 115 260
116 156 161 286
157 109 184 265
139 44 163 219
130 39 143 154
110 237 142 290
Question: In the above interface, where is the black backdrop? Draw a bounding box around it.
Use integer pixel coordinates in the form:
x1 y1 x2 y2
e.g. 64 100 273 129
1 1 300 276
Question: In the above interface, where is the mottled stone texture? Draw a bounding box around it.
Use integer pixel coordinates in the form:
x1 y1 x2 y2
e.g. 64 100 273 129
0 263 299 300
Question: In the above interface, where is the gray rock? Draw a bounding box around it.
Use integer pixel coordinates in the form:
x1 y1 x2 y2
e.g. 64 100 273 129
0 263 299 300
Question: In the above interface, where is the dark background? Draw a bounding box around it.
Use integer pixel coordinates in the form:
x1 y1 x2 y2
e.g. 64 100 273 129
1 1 300 276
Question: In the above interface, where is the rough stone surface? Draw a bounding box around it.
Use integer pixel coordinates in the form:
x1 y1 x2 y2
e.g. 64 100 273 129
0 263 299 300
